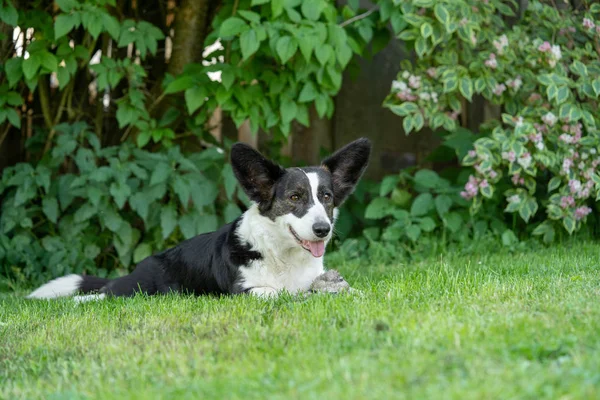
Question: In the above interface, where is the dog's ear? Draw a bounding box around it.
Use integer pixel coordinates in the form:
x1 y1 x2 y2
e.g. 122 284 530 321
230 143 285 204
321 138 371 207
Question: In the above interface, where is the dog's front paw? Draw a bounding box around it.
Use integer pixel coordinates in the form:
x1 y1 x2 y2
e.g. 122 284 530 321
309 270 351 294
248 287 279 298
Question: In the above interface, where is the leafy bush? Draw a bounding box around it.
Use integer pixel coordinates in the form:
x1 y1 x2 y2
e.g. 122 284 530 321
0 122 244 288
382 0 600 240
0 0 388 285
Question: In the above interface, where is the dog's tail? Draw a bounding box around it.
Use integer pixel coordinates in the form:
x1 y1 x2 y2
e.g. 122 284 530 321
26 274 110 300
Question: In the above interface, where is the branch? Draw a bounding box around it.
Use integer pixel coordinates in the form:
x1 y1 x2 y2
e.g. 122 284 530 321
37 77 54 129
0 124 10 149
339 7 377 27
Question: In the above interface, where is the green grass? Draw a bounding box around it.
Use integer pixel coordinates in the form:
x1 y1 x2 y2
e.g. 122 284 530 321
2 242 600 400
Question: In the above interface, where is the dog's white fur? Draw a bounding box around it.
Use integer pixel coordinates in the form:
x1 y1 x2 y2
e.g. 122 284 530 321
26 274 83 299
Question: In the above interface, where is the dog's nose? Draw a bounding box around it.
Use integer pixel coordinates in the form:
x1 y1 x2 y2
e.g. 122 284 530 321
312 222 331 238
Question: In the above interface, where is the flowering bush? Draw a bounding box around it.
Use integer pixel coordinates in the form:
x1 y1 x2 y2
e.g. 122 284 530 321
382 0 600 240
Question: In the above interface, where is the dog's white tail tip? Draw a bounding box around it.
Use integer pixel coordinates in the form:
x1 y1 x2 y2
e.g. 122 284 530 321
26 274 83 299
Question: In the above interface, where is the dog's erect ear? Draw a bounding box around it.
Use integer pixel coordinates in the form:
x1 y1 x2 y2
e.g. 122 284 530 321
230 143 285 204
321 138 371 207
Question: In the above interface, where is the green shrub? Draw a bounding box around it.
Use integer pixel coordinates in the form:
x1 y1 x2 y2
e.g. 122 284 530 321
382 0 600 240
0 122 245 288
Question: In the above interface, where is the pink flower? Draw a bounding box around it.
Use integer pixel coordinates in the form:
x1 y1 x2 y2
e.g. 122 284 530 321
560 196 575 209
408 75 421 89
485 53 498 69
596 26 600 34
538 41 551 52
426 68 437 78
461 175 480 200
493 35 509 54
528 93 542 103
502 151 516 163
468 150 477 158
569 179 582 194
493 83 506 96
511 173 521 185
574 206 592 220
562 158 573 174
460 18 468 26
480 179 489 188
507 76 522 90
518 152 532 169
541 112 557 127
489 170 498 179
583 18 595 30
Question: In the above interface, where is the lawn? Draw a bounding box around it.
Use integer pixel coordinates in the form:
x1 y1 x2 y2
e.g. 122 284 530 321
1 242 600 400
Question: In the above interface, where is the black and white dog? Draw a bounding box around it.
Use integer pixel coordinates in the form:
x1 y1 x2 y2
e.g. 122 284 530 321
27 138 371 300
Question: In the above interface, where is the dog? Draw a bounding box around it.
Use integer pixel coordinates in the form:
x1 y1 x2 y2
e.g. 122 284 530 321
27 138 371 300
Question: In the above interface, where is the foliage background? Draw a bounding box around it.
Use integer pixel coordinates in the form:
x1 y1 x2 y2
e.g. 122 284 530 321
0 0 599 289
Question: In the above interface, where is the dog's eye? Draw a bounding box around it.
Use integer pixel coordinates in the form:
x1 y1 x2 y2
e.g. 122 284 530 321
323 193 332 202
290 194 300 201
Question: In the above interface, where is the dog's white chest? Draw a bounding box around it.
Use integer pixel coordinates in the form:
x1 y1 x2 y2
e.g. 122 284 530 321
238 252 324 294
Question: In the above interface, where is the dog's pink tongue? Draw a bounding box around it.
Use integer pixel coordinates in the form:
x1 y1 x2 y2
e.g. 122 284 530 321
303 240 325 257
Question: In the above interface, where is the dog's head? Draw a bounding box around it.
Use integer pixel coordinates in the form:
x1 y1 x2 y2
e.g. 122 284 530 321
231 138 371 258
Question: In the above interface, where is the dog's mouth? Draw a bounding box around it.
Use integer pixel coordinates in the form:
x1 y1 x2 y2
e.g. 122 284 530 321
288 226 325 258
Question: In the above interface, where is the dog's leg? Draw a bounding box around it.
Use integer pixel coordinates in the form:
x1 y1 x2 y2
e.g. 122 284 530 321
248 287 279 298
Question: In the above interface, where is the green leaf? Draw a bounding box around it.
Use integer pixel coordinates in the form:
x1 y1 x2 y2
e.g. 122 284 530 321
110 181 131 209
238 10 261 23
150 163 172 186
562 216 575 234
298 81 318 103
161 205 178 239
137 130 151 148
133 243 152 263
74 203 97 223
276 36 298 64
0 4 18 25
419 217 436 232
410 193 434 217
403 116 414 134
555 86 569 105
5 58 23 87
548 177 561 192
164 76 194 94
184 87 206 114
443 77 458 93
42 197 59 224
271 0 284 17
6 109 20 128
172 175 191 207
406 225 421 242
298 34 315 62
40 52 58 73
280 99 297 123
435 194 452 216
365 197 394 219
502 229 518 247
459 77 473 101
129 193 149 221
301 0 323 20
22 55 41 80
592 79 600 97
315 44 333 65
240 29 260 60
413 169 440 189
420 22 433 38
55 13 80 40
102 14 121 40
222 164 238 200
380 175 399 196
251 0 270 5
388 102 419 117
415 37 427 57
219 17 248 37
434 4 450 26
443 212 462 233
224 203 242 223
